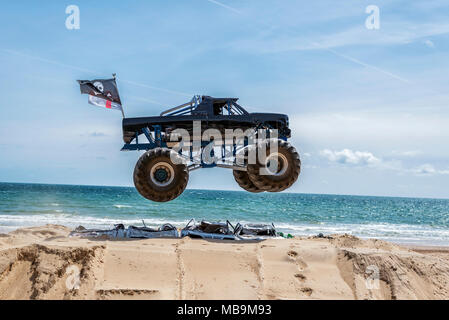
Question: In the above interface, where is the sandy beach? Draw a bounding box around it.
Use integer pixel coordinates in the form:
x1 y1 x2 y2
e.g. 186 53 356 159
0 224 448 300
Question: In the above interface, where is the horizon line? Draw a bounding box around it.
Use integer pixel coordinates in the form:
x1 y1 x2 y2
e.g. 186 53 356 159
1 181 448 201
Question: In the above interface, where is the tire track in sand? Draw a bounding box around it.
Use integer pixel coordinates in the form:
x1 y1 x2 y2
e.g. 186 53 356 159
255 243 265 300
175 239 186 300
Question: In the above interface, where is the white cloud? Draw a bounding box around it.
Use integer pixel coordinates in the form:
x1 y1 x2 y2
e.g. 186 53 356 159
87 132 107 138
412 164 436 175
391 150 422 157
411 164 449 176
290 112 449 159
424 39 435 48
303 152 312 158
318 148 449 176
320 149 381 166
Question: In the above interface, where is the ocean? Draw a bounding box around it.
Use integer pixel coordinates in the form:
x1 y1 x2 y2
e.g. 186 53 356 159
0 182 448 245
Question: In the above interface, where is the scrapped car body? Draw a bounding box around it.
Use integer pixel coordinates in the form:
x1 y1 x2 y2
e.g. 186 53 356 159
181 219 281 241
181 219 237 240
69 220 282 241
234 223 277 237
70 223 179 239
127 224 179 239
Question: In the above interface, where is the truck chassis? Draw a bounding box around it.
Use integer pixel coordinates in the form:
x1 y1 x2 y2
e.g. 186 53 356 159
121 95 301 202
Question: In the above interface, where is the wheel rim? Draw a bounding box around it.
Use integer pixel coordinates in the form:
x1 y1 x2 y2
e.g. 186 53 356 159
265 153 289 176
150 162 175 187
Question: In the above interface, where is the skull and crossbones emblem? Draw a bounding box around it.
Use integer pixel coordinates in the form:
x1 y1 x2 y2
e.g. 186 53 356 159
93 81 104 93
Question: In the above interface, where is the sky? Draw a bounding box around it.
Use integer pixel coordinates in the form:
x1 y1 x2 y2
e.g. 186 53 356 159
0 0 448 198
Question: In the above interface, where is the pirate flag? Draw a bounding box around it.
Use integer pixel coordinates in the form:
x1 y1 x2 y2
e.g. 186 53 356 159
77 77 124 115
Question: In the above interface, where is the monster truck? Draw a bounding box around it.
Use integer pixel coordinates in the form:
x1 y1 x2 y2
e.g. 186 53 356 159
122 95 301 202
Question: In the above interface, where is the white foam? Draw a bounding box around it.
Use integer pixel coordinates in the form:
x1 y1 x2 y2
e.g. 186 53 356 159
113 204 133 209
0 214 189 231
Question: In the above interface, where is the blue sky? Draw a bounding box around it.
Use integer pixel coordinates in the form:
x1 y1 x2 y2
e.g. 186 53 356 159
0 0 449 198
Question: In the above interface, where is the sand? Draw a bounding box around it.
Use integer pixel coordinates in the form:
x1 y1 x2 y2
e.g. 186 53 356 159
0 225 448 300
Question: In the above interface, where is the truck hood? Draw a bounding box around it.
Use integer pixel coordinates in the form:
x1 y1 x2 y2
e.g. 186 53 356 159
250 113 289 123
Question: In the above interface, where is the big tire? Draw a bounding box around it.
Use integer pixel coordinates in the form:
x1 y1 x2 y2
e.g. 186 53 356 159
133 148 189 202
233 170 264 193
247 139 301 192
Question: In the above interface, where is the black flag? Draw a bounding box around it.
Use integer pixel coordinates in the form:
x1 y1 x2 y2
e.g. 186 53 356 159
77 78 123 113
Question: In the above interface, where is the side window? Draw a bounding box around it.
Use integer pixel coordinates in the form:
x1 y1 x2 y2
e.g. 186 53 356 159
212 101 243 115
213 104 223 115
213 102 228 115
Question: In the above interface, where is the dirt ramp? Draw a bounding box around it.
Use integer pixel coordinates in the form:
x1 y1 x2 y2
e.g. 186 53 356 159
337 246 449 300
10 225 71 238
0 244 105 300
2 226 449 300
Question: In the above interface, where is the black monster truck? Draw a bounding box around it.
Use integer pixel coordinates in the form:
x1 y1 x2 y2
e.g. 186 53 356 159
78 78 300 202
121 95 301 202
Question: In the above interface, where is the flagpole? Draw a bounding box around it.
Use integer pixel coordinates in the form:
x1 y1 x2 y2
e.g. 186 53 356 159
113 73 126 119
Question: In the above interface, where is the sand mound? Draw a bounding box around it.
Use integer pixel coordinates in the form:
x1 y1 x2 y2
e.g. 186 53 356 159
0 225 448 300
10 225 71 239
337 246 449 299
330 234 401 251
0 244 104 300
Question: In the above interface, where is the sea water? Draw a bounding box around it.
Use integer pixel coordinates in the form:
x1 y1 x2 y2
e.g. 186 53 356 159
1 183 448 245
